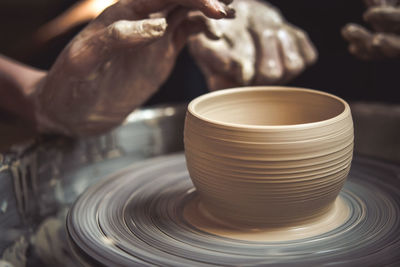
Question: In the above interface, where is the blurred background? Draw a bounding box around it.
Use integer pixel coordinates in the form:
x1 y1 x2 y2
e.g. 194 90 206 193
0 0 399 106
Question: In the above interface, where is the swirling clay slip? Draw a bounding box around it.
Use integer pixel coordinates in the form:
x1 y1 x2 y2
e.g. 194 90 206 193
184 86 354 231
66 153 400 266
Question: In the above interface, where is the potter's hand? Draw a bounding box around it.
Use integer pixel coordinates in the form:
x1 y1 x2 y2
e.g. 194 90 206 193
342 0 400 59
188 0 317 90
32 0 234 136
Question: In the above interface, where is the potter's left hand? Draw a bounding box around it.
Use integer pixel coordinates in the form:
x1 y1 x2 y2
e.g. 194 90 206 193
188 0 318 90
31 0 234 136
342 0 400 59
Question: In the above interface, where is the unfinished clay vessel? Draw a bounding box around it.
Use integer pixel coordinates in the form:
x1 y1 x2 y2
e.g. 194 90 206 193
184 86 354 226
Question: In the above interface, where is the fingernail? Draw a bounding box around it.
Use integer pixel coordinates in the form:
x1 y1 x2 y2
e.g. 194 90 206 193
213 1 228 16
213 0 236 18
219 8 227 16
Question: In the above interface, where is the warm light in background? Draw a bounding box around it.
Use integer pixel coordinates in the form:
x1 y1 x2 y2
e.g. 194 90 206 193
91 0 118 15
35 0 118 43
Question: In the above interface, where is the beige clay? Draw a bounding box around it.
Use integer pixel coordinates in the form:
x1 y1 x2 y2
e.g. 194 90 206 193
184 86 354 234
183 193 350 242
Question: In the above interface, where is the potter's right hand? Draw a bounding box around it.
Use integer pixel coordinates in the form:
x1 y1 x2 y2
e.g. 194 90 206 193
31 0 234 136
188 0 318 91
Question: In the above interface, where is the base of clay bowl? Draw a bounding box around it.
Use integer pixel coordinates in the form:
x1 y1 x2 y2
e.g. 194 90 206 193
184 86 354 227
183 195 350 242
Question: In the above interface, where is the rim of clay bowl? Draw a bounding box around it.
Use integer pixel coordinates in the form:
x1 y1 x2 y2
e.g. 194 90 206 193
188 86 351 130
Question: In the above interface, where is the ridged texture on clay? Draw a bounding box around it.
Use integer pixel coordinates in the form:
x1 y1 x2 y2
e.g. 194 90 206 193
184 86 354 226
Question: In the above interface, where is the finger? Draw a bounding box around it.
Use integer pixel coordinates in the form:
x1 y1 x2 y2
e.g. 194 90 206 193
120 0 235 19
342 24 373 58
252 29 284 84
293 28 318 65
88 1 141 27
187 11 224 39
371 32 400 57
175 0 235 19
364 6 400 33
348 43 376 60
342 23 372 45
166 7 191 31
106 18 167 47
167 8 220 51
168 9 221 38
276 28 305 80
191 45 240 91
191 41 240 91
189 36 242 75
66 18 167 72
189 36 245 90
341 24 399 59
347 33 400 60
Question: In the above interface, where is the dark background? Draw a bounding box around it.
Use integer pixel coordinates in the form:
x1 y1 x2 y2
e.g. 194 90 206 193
0 0 399 105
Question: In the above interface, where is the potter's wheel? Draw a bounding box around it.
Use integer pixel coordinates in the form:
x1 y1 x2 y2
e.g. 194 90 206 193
67 153 400 266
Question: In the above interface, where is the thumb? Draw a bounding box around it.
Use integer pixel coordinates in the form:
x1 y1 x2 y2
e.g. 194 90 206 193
65 18 167 74
364 6 400 34
106 18 168 47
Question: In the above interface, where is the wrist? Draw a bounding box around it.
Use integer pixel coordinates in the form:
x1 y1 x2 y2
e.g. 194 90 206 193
29 77 73 136
0 56 47 129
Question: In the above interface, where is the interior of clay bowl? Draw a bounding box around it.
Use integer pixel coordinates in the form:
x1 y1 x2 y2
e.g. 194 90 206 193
190 87 346 127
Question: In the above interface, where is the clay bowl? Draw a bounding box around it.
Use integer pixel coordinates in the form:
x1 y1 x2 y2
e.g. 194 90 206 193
184 86 354 227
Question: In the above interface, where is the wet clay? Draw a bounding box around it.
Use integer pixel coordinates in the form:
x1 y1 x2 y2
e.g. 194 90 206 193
183 195 350 242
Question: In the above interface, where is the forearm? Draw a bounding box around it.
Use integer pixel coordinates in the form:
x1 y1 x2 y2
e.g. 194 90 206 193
0 55 47 124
